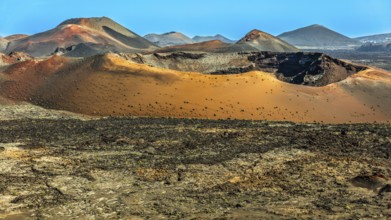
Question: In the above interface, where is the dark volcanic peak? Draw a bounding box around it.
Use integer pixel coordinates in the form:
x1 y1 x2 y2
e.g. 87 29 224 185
236 29 299 52
278 24 360 48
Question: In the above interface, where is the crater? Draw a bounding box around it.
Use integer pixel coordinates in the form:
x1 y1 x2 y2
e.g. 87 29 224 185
122 51 367 86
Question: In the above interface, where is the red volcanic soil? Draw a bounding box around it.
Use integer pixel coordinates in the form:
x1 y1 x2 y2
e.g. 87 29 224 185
0 55 70 100
1 53 391 123
0 52 34 65
6 25 117 57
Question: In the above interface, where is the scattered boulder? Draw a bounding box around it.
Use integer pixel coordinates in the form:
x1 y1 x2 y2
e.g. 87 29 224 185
350 174 389 194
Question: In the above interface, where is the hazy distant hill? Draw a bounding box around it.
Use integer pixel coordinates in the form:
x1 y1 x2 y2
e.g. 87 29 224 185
6 17 158 57
4 34 29 41
192 34 235 44
355 33 391 44
357 42 391 52
236 29 299 52
278 24 360 49
0 38 8 52
144 32 194 47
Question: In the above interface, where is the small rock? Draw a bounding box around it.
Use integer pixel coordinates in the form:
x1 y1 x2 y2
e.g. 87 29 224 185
350 174 387 191
144 147 156 154
379 184 391 195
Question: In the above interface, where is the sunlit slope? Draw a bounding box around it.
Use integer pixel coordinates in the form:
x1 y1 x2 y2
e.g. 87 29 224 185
1 53 390 123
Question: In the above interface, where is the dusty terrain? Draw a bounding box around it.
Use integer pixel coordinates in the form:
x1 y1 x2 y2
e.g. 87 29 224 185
0 116 390 219
2 14 391 220
1 52 390 123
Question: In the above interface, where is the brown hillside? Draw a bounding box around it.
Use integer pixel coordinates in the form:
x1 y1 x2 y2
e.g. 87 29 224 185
5 17 158 57
237 29 299 52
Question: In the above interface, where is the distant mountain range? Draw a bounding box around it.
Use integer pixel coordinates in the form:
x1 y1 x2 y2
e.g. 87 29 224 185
192 34 235 44
355 33 391 44
278 24 360 49
2 17 391 57
151 29 298 53
145 32 235 47
2 16 299 56
147 26 391 50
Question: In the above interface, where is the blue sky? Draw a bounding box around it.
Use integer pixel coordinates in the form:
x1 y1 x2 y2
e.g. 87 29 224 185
1 0 390 39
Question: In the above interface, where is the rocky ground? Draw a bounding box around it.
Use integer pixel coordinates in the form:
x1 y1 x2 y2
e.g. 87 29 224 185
0 116 390 219
0 103 88 121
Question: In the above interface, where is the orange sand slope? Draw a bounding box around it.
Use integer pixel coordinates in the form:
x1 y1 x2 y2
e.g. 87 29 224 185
1 53 390 123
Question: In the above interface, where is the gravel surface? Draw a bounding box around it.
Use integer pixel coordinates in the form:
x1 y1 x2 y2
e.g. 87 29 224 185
0 117 390 219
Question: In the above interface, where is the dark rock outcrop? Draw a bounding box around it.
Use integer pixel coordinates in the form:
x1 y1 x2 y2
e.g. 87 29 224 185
53 43 119 57
248 52 367 86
